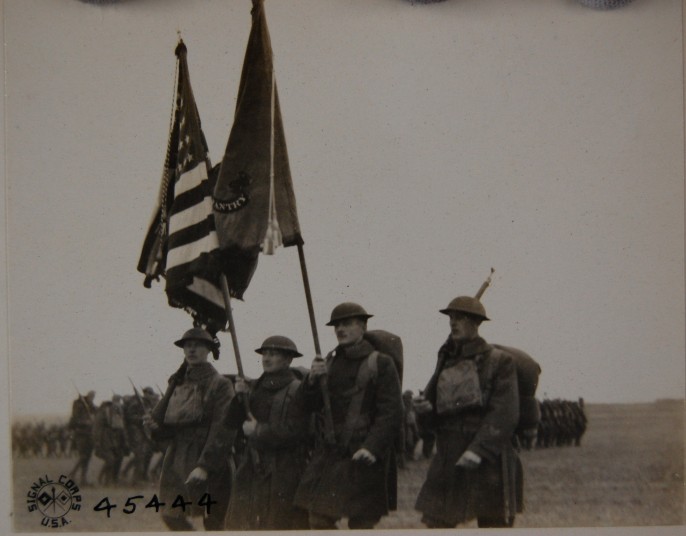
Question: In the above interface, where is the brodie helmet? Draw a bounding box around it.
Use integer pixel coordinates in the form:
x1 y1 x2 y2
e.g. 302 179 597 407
174 328 218 349
326 302 374 326
255 335 303 358
439 296 490 321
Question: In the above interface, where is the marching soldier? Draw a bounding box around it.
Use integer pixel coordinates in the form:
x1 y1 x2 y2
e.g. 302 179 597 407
294 303 403 529
225 336 310 530
68 390 96 485
414 296 522 528
144 328 235 531
122 387 157 485
93 394 129 486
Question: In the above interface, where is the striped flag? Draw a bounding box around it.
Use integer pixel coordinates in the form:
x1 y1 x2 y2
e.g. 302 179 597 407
138 40 257 333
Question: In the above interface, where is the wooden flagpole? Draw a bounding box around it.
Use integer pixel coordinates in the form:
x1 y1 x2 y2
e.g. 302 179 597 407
297 242 336 444
219 273 245 379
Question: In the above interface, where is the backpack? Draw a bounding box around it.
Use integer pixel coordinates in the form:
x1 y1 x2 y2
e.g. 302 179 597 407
363 330 404 385
492 344 542 433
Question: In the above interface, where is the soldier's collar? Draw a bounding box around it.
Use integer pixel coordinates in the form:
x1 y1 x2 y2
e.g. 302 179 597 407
441 336 489 360
336 338 375 360
460 337 490 359
257 368 296 391
184 361 215 380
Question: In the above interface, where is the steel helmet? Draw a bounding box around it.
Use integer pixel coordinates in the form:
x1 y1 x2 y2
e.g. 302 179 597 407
174 328 218 349
439 296 490 321
326 302 373 326
255 335 303 358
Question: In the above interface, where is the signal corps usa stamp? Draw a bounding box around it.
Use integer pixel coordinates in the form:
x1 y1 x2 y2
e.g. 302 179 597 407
26 474 82 528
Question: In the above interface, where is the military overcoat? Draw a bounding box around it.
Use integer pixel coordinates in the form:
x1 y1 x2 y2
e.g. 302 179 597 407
151 361 234 525
69 398 96 456
225 368 309 530
93 401 128 460
294 339 403 521
415 337 522 526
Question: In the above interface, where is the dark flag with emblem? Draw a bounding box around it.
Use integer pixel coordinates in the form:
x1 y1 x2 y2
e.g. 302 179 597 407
213 0 302 277
138 41 257 332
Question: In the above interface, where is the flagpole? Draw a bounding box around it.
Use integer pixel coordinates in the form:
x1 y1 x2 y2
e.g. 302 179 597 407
297 242 335 444
219 273 245 379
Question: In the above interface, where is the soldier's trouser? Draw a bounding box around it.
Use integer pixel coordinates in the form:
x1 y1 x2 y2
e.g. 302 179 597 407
70 455 92 483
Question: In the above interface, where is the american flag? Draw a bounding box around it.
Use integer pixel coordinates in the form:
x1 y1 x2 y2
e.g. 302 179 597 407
138 41 228 332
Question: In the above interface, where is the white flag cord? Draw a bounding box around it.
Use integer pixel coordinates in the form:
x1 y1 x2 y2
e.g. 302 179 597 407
262 67 282 254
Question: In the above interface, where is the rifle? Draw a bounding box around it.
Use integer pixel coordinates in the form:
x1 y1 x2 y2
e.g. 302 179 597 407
128 377 153 442
475 267 495 300
128 378 151 413
71 381 93 419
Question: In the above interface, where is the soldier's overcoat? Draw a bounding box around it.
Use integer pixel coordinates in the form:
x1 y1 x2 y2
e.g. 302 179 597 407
294 339 403 521
225 368 309 530
415 337 522 526
93 401 128 461
151 361 234 523
69 397 96 456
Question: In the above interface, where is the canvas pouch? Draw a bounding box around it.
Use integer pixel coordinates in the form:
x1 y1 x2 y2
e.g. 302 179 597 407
164 383 204 425
436 359 483 415
110 409 124 430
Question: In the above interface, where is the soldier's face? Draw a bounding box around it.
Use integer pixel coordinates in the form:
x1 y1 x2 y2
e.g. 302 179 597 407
449 312 479 344
333 317 366 346
183 339 211 366
260 349 293 373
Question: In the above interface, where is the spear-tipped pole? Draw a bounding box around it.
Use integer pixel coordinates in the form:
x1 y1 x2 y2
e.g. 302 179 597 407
475 267 495 300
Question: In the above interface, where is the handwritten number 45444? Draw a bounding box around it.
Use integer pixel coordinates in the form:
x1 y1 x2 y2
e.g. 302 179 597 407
93 494 216 517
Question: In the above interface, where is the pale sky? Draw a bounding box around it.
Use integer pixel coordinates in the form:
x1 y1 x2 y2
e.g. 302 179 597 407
2 0 684 417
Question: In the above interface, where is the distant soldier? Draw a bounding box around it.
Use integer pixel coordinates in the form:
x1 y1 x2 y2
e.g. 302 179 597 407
402 390 420 459
573 398 588 446
45 424 60 458
414 296 522 528
294 303 403 529
68 390 96 485
93 394 129 486
122 387 158 485
58 424 71 457
32 421 47 457
144 328 235 531
225 336 310 530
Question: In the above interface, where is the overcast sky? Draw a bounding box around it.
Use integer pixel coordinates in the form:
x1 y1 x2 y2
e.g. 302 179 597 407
3 0 684 417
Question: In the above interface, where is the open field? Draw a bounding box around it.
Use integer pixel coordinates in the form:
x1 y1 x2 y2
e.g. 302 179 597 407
11 401 684 531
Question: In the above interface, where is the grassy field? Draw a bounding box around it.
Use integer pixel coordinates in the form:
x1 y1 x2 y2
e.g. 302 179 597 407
11 401 684 531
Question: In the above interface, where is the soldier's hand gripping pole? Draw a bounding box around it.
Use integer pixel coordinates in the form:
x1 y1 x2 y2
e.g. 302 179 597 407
475 267 495 300
219 274 253 416
297 243 336 445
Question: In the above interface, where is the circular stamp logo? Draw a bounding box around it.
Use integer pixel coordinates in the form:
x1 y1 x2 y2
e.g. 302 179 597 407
26 474 82 528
